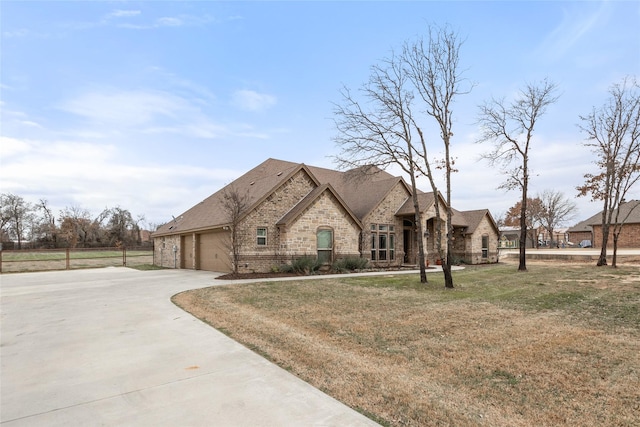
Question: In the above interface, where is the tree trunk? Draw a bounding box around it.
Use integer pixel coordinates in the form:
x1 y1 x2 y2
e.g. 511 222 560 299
408 172 427 283
612 232 619 268
415 211 427 283
597 222 609 266
443 247 454 289
518 205 527 271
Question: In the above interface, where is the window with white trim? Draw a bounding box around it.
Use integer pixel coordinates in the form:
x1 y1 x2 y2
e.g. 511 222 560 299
257 227 267 246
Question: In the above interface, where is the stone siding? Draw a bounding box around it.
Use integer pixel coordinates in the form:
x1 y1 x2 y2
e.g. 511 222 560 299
236 170 316 272
154 235 181 268
280 190 360 259
363 182 410 266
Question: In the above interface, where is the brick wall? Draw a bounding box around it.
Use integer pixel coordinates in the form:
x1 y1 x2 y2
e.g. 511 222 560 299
592 223 640 248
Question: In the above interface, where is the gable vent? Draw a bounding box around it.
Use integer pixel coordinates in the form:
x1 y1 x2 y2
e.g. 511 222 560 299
277 171 283 176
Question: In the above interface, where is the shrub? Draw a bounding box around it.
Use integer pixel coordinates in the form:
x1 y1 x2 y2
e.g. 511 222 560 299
332 256 369 273
280 256 322 274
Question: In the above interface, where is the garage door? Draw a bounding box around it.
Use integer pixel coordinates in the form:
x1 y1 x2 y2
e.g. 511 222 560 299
199 231 231 272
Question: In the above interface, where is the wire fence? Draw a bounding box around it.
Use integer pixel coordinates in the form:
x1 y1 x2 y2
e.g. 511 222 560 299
0 247 154 274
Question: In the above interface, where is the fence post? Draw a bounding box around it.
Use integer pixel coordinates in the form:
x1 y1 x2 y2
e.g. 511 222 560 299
66 248 70 270
123 247 127 267
0 250 3 274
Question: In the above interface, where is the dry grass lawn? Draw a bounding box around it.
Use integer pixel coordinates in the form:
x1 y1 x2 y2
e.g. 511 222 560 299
173 261 640 426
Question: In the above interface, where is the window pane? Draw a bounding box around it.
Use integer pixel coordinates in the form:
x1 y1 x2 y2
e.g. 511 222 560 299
257 228 267 236
379 225 387 231
371 233 376 249
389 225 394 232
389 234 395 260
371 224 377 231
317 230 332 249
379 234 387 250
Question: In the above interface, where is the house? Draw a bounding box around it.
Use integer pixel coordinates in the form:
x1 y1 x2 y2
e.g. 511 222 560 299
152 158 499 273
567 219 593 246
569 200 640 248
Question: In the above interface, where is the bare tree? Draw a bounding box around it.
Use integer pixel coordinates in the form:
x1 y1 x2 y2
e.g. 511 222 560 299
577 76 640 267
333 51 428 283
404 23 471 288
477 79 560 271
0 193 34 249
537 190 577 247
31 199 58 247
221 185 250 274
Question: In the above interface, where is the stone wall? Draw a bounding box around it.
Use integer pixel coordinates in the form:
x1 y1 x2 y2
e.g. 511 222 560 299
280 189 361 259
363 182 410 266
237 170 316 271
154 235 181 268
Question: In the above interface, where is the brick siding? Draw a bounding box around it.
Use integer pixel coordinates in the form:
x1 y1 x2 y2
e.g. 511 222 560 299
592 223 640 248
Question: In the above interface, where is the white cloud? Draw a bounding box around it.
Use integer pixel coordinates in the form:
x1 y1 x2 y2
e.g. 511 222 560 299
106 10 141 19
156 17 183 27
231 89 277 112
0 136 240 224
59 89 185 126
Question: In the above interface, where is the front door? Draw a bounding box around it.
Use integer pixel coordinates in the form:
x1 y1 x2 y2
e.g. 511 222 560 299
403 228 414 264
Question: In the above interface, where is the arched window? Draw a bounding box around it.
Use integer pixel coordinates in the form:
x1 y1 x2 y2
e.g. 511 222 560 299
317 228 333 264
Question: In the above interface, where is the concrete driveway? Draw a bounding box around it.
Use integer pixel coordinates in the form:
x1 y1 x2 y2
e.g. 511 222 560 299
1 267 379 426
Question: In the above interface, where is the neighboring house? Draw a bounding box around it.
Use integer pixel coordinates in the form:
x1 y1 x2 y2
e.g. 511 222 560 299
573 200 640 248
152 158 499 273
567 219 593 245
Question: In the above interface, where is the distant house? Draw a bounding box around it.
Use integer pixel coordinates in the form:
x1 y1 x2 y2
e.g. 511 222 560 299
152 158 499 273
567 219 593 246
569 200 640 248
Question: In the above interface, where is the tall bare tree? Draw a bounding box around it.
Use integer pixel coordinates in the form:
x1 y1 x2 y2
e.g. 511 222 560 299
404 23 471 288
577 76 640 267
333 51 428 283
221 185 250 274
477 78 560 271
538 190 577 247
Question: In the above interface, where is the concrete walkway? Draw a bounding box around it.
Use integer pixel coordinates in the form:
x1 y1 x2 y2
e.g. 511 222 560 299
1 267 390 427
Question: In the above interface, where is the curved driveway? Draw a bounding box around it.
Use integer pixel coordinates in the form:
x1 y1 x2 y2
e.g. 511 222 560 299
1 267 383 426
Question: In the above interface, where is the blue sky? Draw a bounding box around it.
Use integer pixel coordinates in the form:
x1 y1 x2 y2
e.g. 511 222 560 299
1 1 639 228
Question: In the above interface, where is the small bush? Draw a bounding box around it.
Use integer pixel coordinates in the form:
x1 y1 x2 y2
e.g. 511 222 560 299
280 256 322 274
332 256 369 273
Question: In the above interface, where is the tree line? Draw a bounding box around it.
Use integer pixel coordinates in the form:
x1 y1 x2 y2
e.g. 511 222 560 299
0 193 153 250
333 23 639 285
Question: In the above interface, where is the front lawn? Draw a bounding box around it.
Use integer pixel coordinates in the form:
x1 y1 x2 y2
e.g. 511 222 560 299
173 263 640 426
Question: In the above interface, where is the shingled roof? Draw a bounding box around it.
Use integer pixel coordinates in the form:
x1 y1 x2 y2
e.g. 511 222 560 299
567 200 640 234
154 158 410 236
